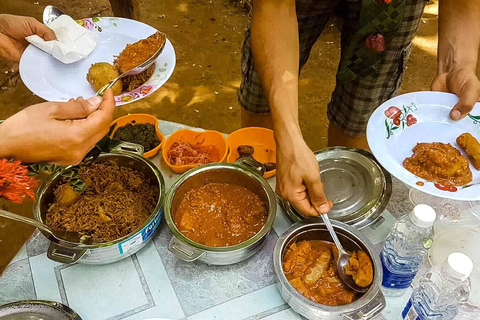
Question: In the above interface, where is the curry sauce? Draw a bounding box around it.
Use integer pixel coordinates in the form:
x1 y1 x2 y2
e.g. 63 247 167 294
283 240 373 306
173 183 267 247
403 142 472 186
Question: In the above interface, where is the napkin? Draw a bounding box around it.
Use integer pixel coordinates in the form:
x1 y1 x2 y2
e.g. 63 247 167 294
25 15 97 64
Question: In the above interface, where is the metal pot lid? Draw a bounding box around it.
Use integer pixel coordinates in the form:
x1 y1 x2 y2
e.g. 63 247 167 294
0 300 81 320
282 147 392 229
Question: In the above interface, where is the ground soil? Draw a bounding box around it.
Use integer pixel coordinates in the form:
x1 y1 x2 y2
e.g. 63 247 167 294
0 0 478 274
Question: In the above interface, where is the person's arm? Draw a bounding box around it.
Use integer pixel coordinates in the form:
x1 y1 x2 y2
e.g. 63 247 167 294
432 0 480 120
0 90 115 165
251 0 300 143
251 0 332 216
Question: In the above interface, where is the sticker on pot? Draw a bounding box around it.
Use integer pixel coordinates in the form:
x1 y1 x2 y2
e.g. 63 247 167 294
118 210 163 254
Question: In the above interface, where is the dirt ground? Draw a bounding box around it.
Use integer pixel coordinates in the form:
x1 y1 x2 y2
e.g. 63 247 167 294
0 0 476 274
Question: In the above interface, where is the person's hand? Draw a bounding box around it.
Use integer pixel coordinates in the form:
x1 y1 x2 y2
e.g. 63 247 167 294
276 139 333 217
0 90 115 165
0 14 56 62
432 68 480 120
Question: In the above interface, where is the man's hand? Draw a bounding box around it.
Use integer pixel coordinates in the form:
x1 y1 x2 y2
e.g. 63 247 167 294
434 0 480 120
0 14 56 62
432 68 480 120
276 139 333 217
0 90 115 165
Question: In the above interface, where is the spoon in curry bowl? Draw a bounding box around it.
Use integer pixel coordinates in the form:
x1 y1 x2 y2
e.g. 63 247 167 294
319 213 369 293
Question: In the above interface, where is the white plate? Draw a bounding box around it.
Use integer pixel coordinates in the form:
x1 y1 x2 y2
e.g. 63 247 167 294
19 17 176 106
367 91 480 201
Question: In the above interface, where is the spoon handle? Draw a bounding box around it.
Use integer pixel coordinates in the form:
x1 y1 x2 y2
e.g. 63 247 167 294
320 213 346 254
96 77 121 96
0 209 55 237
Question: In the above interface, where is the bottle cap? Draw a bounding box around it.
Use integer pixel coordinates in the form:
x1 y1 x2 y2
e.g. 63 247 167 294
445 252 474 279
409 204 436 228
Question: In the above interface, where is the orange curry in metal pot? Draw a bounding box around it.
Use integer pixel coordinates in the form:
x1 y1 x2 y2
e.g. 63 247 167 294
283 240 373 306
173 183 268 247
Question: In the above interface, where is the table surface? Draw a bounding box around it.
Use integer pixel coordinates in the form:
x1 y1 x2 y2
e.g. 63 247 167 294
0 120 475 320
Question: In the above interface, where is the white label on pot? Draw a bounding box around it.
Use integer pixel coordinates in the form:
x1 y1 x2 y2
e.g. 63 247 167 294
117 210 162 254
119 233 143 254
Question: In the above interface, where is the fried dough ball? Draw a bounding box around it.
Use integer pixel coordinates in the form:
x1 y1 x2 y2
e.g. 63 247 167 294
86 62 123 95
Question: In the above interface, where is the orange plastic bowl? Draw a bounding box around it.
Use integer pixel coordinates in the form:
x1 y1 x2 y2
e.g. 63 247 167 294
110 114 164 159
162 129 228 174
227 127 276 178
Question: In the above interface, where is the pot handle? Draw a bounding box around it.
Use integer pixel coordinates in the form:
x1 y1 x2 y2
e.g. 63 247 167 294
47 242 87 264
235 157 266 177
345 291 386 320
83 137 145 163
168 236 205 262
111 142 144 155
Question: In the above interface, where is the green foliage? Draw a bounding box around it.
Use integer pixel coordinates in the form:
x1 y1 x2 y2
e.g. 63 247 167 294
29 163 85 193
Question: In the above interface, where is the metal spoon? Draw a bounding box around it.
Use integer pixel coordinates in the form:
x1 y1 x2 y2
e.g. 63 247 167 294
0 209 92 245
320 213 368 293
95 32 167 96
43 5 66 25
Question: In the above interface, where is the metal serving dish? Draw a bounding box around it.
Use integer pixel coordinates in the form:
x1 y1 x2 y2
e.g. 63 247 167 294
0 300 81 320
34 149 165 265
282 147 392 229
164 158 276 265
273 221 385 320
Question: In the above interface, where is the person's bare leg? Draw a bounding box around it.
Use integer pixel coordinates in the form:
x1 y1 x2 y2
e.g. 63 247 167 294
241 107 274 129
327 122 370 151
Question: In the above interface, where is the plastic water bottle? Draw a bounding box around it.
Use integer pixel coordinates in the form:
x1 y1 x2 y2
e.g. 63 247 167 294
401 252 473 320
381 204 436 297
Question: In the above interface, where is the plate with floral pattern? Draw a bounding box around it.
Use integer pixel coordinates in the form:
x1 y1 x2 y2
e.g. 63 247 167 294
367 91 480 201
20 17 175 106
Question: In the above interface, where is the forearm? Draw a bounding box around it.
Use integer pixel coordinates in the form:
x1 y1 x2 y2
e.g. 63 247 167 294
438 0 480 73
251 0 302 144
0 125 13 159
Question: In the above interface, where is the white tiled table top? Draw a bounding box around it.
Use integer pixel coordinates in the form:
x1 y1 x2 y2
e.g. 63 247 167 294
0 120 427 320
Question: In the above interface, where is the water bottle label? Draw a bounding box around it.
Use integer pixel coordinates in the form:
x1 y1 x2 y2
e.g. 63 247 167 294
381 259 416 289
402 299 421 320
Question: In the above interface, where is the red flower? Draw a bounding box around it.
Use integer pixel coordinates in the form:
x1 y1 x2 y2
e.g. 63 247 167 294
393 117 401 126
0 159 37 204
379 0 392 4
406 114 417 126
385 106 401 119
365 34 385 52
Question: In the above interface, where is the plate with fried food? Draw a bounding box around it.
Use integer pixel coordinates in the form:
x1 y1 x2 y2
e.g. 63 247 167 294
367 91 480 201
20 17 175 106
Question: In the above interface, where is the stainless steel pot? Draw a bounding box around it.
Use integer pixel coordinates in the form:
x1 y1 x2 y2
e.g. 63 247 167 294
34 148 165 265
164 158 276 265
273 221 385 320
0 300 81 320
